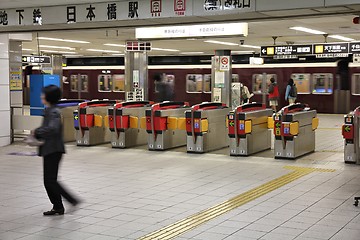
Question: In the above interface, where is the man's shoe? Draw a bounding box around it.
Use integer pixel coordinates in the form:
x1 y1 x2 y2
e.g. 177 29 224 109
43 209 65 216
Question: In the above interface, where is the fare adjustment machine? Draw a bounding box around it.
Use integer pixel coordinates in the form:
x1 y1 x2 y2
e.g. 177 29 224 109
273 103 319 159
228 103 273 156
342 106 360 164
146 101 190 150
186 102 229 153
74 100 118 146
107 101 153 148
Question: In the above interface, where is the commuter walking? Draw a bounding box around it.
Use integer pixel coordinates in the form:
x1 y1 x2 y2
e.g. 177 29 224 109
285 78 297 105
241 83 252 104
154 73 173 102
268 78 280 112
34 85 80 216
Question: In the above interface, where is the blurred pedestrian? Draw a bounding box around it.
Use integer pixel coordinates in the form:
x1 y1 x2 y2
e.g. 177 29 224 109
268 78 280 112
154 73 173 102
285 78 297 105
34 85 80 216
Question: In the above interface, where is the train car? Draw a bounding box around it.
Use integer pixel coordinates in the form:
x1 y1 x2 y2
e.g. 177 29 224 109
60 61 360 113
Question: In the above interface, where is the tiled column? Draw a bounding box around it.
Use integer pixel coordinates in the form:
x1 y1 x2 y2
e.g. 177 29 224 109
0 34 11 147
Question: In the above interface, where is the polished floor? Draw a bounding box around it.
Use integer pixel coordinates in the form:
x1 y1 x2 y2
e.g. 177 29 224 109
0 115 359 240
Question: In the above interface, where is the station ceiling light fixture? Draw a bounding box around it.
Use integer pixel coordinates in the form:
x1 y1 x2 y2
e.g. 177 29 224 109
204 40 238 46
239 45 261 49
111 53 125 56
289 26 326 35
39 45 75 50
328 35 355 42
87 49 121 53
104 43 126 47
37 37 90 44
180 52 205 55
152 47 179 52
22 48 33 51
232 50 255 54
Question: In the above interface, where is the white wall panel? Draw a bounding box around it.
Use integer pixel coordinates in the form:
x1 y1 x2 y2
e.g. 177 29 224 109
0 86 10 111
326 0 360 6
0 111 11 137
256 0 324 11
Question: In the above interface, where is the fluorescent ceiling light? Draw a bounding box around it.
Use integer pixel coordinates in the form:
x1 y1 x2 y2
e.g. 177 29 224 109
289 27 326 35
181 52 204 55
39 45 75 50
22 48 33 51
38 37 90 44
111 53 125 56
232 50 255 54
87 49 121 53
41 49 77 54
152 47 179 52
204 40 238 46
328 35 355 42
104 43 126 47
239 45 261 49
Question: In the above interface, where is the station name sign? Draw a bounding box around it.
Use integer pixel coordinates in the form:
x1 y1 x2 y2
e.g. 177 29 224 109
261 42 360 58
22 56 51 64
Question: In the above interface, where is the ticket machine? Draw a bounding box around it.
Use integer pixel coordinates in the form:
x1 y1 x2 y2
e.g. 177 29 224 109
107 101 153 148
146 101 190 150
186 102 229 153
273 103 318 159
342 106 360 164
228 103 273 156
74 100 118 146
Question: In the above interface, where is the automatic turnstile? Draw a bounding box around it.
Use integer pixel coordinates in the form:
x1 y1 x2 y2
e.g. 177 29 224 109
146 101 190 150
74 100 119 146
273 103 318 159
228 103 273 156
57 99 86 142
342 106 360 164
108 101 153 148
186 102 229 153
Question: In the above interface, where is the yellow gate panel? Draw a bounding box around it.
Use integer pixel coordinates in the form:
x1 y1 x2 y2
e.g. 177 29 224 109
104 116 110 128
268 117 274 129
312 117 319 130
167 117 178 130
245 120 252 134
94 115 103 127
177 118 186 130
290 122 299 135
201 119 209 132
129 116 139 129
140 117 147 129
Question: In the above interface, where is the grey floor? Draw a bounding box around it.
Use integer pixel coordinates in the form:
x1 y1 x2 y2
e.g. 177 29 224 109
0 114 360 240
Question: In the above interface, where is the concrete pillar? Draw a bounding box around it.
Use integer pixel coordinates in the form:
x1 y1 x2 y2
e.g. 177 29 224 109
125 51 148 101
211 50 232 107
0 34 11 146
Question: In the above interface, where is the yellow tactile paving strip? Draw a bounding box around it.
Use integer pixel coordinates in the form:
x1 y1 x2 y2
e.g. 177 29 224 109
139 166 335 240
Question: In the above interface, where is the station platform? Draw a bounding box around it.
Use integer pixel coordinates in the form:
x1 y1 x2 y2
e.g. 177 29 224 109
0 115 359 240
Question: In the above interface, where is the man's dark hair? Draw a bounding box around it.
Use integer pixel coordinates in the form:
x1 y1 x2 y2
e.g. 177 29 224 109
154 73 162 82
42 85 61 105
270 78 275 83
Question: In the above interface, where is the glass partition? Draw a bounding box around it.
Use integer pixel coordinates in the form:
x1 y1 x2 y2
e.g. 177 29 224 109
113 74 125 92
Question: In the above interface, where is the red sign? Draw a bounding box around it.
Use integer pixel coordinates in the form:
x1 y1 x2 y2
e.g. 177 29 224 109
221 57 228 65
151 0 162 17
342 124 354 140
174 0 186 15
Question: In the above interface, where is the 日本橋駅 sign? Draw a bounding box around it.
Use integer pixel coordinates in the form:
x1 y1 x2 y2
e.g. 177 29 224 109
0 0 255 27
261 42 360 58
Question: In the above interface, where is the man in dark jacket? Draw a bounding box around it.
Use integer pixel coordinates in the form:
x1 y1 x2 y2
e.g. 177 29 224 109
154 73 173 102
35 85 80 216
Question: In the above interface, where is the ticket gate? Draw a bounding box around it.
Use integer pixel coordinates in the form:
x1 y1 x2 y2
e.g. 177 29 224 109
273 103 319 159
186 102 229 153
107 101 153 148
74 100 118 146
342 106 360 164
228 103 273 156
146 101 190 150
57 99 86 142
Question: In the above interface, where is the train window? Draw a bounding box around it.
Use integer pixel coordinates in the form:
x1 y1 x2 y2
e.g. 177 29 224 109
113 74 125 92
70 75 88 92
98 74 112 92
186 74 203 93
164 74 175 93
352 74 360 95
203 74 211 93
252 74 277 94
312 73 333 94
232 74 239 82
291 74 311 94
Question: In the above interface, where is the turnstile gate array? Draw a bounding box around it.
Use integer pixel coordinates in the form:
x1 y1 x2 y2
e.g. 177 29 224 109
74 100 119 146
228 103 273 156
273 103 319 159
342 106 360 164
146 101 190 150
186 102 229 153
57 99 86 142
107 101 153 148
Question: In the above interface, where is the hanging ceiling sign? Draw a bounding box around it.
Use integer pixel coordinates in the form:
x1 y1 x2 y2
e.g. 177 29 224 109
313 43 349 54
22 55 51 64
135 22 248 39
260 45 313 57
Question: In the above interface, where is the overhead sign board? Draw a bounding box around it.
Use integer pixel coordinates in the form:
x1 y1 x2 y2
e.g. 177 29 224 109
314 43 348 54
22 55 51 64
261 45 312 57
135 22 248 39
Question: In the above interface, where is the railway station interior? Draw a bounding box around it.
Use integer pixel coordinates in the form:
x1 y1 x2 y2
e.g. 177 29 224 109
2 0 360 240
